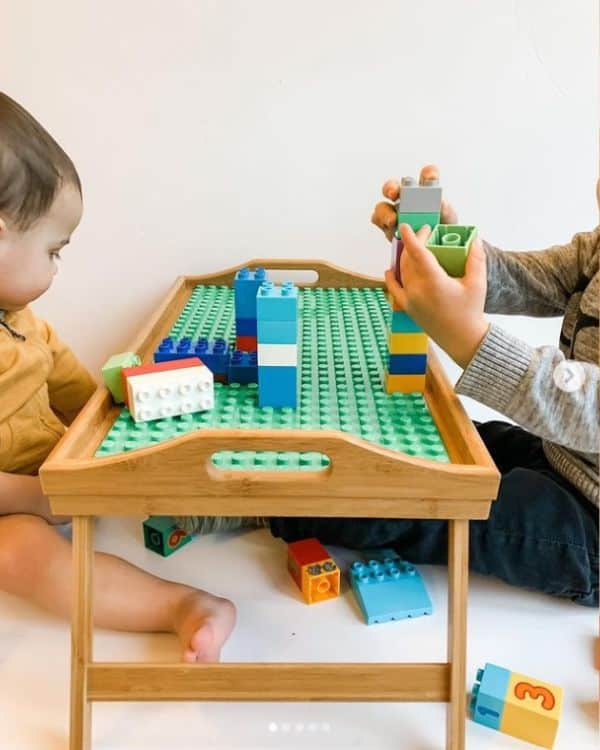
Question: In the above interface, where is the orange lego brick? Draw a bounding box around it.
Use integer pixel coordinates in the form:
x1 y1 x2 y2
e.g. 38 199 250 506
388 332 429 354
384 372 426 393
287 538 340 604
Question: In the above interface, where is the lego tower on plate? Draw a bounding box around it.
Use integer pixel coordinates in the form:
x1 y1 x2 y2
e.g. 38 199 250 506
234 266 267 351
256 280 298 408
386 167 441 393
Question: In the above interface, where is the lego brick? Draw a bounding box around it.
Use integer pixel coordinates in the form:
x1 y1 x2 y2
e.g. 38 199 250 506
396 184 442 214
96 286 449 464
234 266 268 319
101 352 141 404
388 353 427 375
470 663 511 731
228 350 258 384
396 211 440 233
384 372 426 394
235 334 257 351
390 310 423 333
122 357 204 406
125 364 214 423
500 670 563 748
287 539 340 604
349 557 433 625
143 516 193 557
426 224 477 278
256 281 299 321
257 319 297 344
258 365 297 408
154 337 231 375
235 317 257 336
257 343 298 367
388 332 428 354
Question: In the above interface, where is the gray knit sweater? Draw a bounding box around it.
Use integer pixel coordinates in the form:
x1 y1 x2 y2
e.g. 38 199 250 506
456 226 599 506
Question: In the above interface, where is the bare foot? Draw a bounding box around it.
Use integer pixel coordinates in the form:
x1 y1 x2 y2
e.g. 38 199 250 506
172 590 236 663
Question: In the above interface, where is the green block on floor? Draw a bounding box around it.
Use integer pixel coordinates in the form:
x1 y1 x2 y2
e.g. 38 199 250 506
397 211 440 232
101 352 141 403
426 224 477 277
143 516 193 557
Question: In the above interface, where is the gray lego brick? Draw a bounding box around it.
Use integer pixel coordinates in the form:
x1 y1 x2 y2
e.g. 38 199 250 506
397 185 442 213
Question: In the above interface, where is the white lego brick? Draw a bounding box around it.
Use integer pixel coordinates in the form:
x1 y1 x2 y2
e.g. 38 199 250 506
257 343 298 366
126 365 214 423
397 185 442 213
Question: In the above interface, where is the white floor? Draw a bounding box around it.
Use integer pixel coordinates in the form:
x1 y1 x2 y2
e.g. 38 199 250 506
0 518 597 750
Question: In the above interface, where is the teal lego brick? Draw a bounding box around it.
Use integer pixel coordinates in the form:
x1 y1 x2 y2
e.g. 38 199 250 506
256 281 299 321
470 663 511 731
95 286 449 463
257 318 297 344
397 211 440 233
143 516 193 557
258 365 297 408
349 557 433 625
102 352 141 403
426 224 477 278
390 311 423 333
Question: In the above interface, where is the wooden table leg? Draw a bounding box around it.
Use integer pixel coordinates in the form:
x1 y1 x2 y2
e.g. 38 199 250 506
446 519 469 750
70 516 94 750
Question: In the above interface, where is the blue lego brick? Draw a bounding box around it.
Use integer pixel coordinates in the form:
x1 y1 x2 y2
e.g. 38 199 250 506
257 318 297 344
143 516 193 557
256 281 299 321
234 267 268 319
349 558 433 625
388 353 427 375
389 311 423 333
470 663 511 731
235 317 257 336
258 365 297 408
154 337 231 375
228 350 258 384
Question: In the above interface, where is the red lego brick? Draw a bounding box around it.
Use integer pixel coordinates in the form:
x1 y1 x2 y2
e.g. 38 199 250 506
235 335 257 351
288 538 330 568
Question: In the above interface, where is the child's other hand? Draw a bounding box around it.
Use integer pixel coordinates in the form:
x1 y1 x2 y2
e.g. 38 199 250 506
371 164 458 242
385 223 489 370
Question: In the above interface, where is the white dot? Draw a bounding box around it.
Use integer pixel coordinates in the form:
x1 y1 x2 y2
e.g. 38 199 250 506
268 722 278 732
553 361 585 392
178 382 192 395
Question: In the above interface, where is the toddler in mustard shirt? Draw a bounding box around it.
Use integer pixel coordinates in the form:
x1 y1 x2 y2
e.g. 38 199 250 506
0 92 235 661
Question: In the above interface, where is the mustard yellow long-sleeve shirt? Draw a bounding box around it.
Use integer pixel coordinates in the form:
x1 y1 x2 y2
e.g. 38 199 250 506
0 306 97 474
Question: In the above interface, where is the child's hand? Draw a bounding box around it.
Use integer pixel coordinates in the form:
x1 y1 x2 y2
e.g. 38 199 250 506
385 223 489 370
371 165 458 242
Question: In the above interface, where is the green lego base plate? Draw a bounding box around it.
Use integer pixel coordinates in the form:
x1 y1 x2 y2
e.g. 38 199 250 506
96 286 450 467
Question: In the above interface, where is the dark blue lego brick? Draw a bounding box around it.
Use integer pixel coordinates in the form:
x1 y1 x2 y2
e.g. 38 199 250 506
258 365 297 408
154 336 231 375
235 317 257 336
228 350 258 384
257 318 297 344
234 267 268 319
388 353 427 375
349 557 432 625
470 663 511 730
256 281 298 321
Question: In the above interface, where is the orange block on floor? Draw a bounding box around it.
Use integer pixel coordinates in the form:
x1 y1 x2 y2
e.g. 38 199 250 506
384 372 426 393
287 538 340 604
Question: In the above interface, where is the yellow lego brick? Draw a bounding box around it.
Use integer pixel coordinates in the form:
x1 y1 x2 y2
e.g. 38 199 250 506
500 671 563 748
384 372 426 393
300 559 340 604
388 332 429 354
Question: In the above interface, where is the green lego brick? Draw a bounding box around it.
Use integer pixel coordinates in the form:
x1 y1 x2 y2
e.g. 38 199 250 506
397 211 440 232
426 224 477 278
96 286 449 464
101 352 141 403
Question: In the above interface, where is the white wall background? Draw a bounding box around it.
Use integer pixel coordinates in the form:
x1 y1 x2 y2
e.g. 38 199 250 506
2 0 598 422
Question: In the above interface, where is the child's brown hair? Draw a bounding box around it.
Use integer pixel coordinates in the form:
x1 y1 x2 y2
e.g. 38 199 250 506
0 91 81 229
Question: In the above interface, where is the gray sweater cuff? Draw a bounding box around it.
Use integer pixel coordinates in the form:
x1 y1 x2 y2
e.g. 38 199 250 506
455 323 534 413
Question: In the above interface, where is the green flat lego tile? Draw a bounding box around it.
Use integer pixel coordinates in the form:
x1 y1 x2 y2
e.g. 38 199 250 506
96 286 450 466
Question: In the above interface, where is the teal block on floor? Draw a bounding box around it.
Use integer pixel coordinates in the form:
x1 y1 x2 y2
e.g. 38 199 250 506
470 663 511 730
349 557 433 625
390 311 423 333
143 516 193 557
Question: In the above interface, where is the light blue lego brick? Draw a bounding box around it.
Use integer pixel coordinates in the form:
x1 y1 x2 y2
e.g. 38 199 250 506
257 319 298 344
470 663 511 731
388 353 427 375
258 365 297 408
349 558 433 625
256 281 298 321
390 311 423 333
234 267 268 319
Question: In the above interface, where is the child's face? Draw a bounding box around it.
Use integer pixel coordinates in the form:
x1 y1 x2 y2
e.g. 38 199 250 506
0 183 82 311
